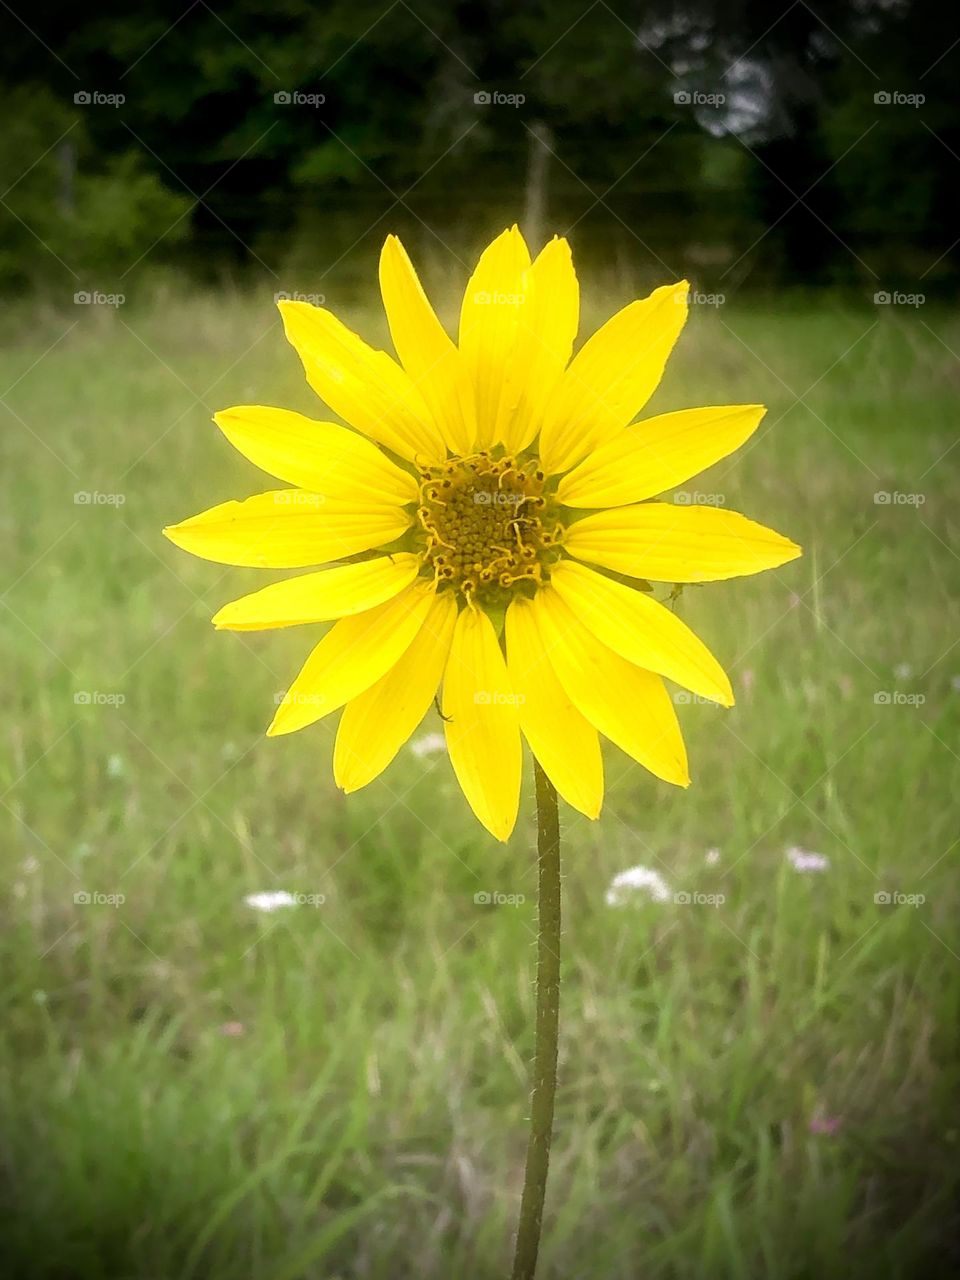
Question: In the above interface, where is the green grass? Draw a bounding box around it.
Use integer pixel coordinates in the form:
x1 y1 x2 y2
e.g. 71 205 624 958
1 279 958 1279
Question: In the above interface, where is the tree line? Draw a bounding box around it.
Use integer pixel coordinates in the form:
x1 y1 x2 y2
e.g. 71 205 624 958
0 0 955 293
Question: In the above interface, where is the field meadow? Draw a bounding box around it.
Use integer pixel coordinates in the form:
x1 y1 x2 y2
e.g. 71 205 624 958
1 274 958 1279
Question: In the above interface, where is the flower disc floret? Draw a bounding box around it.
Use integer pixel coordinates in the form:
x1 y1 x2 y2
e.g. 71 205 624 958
416 451 563 604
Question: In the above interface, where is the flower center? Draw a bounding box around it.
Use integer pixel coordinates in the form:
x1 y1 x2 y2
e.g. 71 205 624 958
416 452 563 603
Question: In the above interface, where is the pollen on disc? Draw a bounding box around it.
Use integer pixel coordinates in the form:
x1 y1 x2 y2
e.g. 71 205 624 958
415 452 562 605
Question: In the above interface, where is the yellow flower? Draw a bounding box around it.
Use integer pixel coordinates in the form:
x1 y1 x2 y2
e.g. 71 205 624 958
164 227 800 840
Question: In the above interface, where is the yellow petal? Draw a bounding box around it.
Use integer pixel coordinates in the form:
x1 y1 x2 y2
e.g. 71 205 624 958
441 606 522 840
164 491 411 568
458 226 532 449
212 554 421 631
532 586 689 786
539 281 689 474
502 235 579 454
268 579 437 736
334 590 458 791
379 235 476 454
278 301 445 464
563 503 802 583
505 596 602 818
213 405 418 506
557 404 766 508
548 560 733 706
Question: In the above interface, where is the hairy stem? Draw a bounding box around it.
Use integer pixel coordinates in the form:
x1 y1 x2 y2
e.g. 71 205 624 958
510 761 561 1280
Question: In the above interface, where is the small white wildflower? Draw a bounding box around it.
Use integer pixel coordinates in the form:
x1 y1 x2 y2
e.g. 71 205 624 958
410 732 447 758
605 865 672 906
705 847 721 865
106 753 126 779
22 856 40 874
244 890 297 913
951 675 960 692
786 846 830 873
893 662 913 681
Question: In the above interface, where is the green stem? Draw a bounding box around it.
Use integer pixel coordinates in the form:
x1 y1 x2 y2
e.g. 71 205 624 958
511 761 561 1280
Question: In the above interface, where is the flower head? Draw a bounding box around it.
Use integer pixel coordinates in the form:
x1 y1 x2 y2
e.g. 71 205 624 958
165 227 800 839
409 731 447 759
244 890 297 913
605 865 673 906
786 846 830 873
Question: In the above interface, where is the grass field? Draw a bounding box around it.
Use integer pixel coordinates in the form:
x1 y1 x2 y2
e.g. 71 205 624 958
1 277 958 1279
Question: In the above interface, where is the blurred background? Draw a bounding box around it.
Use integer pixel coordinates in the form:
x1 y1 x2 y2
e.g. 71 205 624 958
1 0 958 294
1 2 958 1278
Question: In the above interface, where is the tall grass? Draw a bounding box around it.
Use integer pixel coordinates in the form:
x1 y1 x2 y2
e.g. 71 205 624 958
1 279 958 1278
